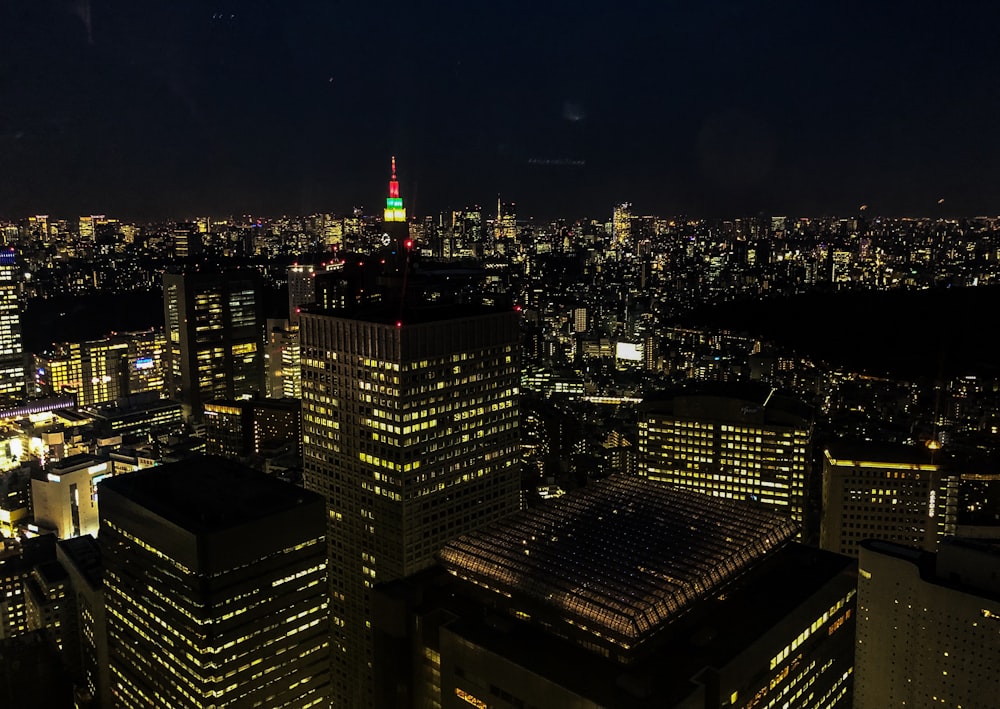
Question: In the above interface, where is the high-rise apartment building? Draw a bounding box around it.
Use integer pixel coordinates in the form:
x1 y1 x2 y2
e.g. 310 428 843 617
300 302 521 707
638 384 813 534
163 270 265 419
100 458 331 708
854 537 1000 708
0 250 25 404
820 442 943 557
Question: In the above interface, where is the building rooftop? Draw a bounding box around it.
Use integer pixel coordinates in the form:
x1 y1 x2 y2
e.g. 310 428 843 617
438 476 799 649
99 456 323 536
825 440 941 468
640 382 812 427
58 535 102 589
382 542 854 708
302 300 510 327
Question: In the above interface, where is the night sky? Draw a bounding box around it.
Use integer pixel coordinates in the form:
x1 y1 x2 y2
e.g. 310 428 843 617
3 1 1000 220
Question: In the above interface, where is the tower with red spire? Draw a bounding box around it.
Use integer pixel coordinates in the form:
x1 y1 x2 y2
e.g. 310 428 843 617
380 156 412 271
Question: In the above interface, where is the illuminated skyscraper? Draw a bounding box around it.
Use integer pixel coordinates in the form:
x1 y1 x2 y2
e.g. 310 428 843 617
100 458 331 708
612 202 632 247
300 301 521 707
0 250 25 404
638 384 812 536
162 271 265 419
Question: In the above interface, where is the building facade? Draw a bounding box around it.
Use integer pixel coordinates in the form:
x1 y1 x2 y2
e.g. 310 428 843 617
162 270 265 419
854 538 1000 708
0 250 25 404
638 385 812 535
100 458 331 708
820 443 944 557
300 303 521 707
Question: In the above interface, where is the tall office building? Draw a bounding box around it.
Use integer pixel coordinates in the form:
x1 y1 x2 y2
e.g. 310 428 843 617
163 270 265 419
638 384 813 535
300 301 521 707
820 442 944 557
854 537 1000 708
0 250 25 404
100 458 331 708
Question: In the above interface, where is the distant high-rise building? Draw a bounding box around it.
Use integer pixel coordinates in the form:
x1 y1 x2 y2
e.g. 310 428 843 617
820 443 944 557
171 221 202 259
300 300 521 707
854 538 1000 708
36 331 166 407
638 384 813 536
494 197 516 253
288 263 321 325
612 202 632 247
445 206 483 258
100 458 331 708
163 270 265 419
0 250 25 404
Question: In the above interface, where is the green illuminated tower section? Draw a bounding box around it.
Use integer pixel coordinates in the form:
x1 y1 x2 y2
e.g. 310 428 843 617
380 156 413 275
383 156 406 223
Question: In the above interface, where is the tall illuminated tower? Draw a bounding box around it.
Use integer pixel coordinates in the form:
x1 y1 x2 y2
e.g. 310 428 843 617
381 156 410 265
0 250 25 404
301 267 521 704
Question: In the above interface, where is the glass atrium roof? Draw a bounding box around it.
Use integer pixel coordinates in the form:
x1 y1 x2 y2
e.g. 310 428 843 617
438 476 798 646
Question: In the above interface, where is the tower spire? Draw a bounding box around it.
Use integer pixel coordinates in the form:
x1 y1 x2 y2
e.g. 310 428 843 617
385 157 405 220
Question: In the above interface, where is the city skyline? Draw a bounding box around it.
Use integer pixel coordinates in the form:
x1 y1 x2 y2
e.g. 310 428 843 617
4 2 1000 220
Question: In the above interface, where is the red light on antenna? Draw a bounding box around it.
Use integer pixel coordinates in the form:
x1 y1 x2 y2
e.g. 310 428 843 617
295 307 301 313
404 239 413 250
395 321 402 328
514 305 522 312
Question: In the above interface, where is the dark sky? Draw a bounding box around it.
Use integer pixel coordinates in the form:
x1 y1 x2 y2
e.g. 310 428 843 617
2 1 1000 220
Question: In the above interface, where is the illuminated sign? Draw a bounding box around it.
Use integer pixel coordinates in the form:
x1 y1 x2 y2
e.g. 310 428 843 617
615 342 643 361
135 357 155 370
